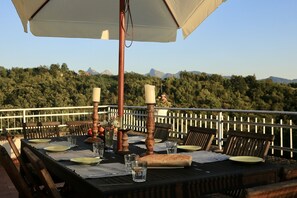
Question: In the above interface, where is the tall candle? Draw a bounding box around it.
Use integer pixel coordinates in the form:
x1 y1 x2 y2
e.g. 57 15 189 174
145 84 156 104
92 88 101 102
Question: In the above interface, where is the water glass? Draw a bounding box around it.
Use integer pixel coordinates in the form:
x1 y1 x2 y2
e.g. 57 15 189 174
105 129 114 152
166 141 177 154
67 135 76 147
131 161 147 182
124 154 139 172
93 141 104 158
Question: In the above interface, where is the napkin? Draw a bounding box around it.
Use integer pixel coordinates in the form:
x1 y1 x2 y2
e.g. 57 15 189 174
128 136 144 143
181 151 229 164
28 141 75 149
67 163 129 179
50 141 74 147
134 142 167 152
47 149 97 161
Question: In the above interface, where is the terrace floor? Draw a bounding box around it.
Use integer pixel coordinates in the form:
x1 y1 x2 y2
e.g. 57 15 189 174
0 159 19 198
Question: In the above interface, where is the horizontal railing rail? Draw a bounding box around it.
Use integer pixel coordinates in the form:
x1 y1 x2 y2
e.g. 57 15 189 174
1 105 297 159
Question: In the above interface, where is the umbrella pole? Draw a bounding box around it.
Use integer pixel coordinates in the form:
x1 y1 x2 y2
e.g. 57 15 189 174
118 0 125 126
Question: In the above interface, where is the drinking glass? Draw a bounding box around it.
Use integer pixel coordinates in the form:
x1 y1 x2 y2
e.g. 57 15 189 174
66 133 76 147
93 141 104 158
104 129 114 152
166 141 177 154
131 160 147 182
124 154 139 172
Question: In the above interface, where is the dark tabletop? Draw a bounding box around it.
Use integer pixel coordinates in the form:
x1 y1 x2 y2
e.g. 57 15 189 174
21 136 285 198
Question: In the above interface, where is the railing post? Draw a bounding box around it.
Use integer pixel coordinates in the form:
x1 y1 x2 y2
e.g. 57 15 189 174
107 106 111 122
218 111 223 151
23 110 26 124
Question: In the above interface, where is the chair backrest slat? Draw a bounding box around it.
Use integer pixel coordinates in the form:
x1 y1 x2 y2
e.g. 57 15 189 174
154 122 172 142
223 130 275 158
0 145 34 198
66 120 93 136
39 121 60 138
23 122 39 139
23 122 60 139
184 126 217 151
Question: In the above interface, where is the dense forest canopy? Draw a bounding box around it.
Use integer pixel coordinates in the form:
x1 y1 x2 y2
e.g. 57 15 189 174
1 64 297 112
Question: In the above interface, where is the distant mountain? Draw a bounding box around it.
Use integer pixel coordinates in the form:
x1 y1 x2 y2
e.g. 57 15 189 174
265 76 297 84
147 68 179 79
147 68 201 79
86 67 99 75
147 69 297 84
101 70 113 75
86 67 296 84
86 67 113 75
148 68 164 78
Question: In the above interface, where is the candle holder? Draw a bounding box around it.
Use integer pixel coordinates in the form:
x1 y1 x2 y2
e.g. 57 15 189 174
116 129 130 155
84 101 101 143
145 103 155 155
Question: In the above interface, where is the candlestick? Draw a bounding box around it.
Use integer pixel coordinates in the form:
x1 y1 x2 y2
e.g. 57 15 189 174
85 88 101 143
116 129 130 155
92 101 99 137
146 104 155 155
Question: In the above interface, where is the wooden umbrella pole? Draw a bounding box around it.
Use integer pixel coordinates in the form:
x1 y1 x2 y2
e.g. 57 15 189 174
146 104 155 155
118 0 125 119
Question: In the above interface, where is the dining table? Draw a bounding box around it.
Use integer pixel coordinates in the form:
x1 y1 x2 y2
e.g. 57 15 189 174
20 135 288 198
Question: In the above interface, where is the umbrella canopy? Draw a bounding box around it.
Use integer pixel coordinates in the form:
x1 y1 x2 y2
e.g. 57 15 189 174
11 0 225 121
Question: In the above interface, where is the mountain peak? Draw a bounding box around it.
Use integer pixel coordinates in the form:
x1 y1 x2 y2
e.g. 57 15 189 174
149 68 164 78
86 67 99 75
101 70 113 75
85 68 113 75
148 68 182 79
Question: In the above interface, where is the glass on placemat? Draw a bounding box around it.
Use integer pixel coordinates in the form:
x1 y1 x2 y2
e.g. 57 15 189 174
131 160 147 182
93 141 104 158
105 128 114 152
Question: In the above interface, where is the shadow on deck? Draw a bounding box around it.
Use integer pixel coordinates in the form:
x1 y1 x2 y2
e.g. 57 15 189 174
0 159 19 198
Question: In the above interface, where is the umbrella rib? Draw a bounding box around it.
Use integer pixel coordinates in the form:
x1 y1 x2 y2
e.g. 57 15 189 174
29 0 50 20
162 0 180 28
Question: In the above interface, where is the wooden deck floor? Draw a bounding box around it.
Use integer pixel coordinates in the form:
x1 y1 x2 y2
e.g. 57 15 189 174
0 160 19 198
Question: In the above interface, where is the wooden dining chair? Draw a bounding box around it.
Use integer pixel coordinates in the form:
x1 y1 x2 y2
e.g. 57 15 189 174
183 126 217 151
66 120 93 136
22 146 62 198
222 130 275 158
5 132 43 192
39 121 61 138
23 121 60 139
154 122 172 142
0 145 34 198
281 166 297 181
244 179 297 198
23 122 39 139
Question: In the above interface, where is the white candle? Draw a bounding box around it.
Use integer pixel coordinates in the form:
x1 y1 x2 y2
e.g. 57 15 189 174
92 88 101 102
144 84 156 104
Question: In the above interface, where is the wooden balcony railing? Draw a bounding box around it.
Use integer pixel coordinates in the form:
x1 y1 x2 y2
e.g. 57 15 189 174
1 105 297 159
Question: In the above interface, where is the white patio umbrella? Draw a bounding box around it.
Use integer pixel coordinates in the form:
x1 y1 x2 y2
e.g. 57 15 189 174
11 0 225 121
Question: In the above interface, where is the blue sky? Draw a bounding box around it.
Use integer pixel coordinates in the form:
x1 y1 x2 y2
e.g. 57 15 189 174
1 0 297 80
